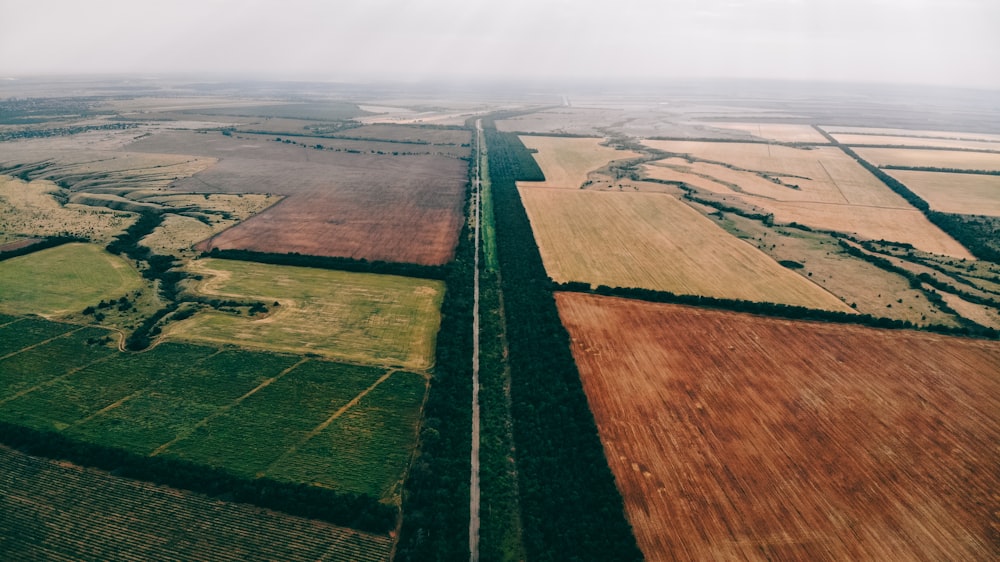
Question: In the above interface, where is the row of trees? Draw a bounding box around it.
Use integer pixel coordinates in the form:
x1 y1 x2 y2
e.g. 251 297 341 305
0 421 395 533
203 247 447 280
486 127 643 561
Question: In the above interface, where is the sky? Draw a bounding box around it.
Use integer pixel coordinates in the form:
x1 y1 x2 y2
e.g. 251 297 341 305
1 0 998 89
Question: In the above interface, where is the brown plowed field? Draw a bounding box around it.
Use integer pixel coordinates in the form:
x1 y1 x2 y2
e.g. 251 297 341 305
556 292 1000 561
128 130 469 265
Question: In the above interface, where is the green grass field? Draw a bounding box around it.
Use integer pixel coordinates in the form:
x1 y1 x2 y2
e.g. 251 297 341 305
169 258 444 370
0 243 143 317
0 317 427 502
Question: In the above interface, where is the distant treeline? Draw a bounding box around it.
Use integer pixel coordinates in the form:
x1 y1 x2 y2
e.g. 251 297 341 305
0 122 137 142
485 127 644 561
0 235 86 262
396 183 474 560
553 282 998 340
203 248 447 281
0 421 395 534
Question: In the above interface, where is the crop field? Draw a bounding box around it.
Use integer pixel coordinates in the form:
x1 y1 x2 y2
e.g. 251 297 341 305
852 146 1000 171
0 446 393 562
517 135 641 189
330 123 472 145
518 188 853 311
0 175 135 244
168 258 444 370
885 170 1000 216
0 321 427 502
128 130 468 265
831 133 1000 151
820 126 1000 143
643 141 906 206
556 292 1000 562
639 141 973 257
704 122 830 143
0 243 142 317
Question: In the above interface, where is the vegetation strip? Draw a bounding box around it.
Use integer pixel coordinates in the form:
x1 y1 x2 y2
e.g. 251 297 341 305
204 247 447 281
485 126 643 560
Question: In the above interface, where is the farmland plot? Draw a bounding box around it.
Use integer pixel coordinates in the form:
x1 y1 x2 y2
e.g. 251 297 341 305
0 446 392 562
640 140 973 257
556 292 1000 562
831 133 1000 151
820 126 1000 143
0 323 427 502
853 146 1000 171
519 188 852 311
128 130 468 265
516 136 641 189
885 170 1000 216
169 258 444 370
704 122 830 143
0 243 142 317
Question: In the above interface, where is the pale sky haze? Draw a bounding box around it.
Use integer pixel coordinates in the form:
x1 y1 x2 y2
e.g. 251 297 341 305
1 0 997 88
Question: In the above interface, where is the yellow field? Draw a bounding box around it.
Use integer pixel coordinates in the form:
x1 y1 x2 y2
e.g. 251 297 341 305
165 259 444 370
820 126 1000 143
832 133 1000 152
518 188 853 311
885 170 1000 216
644 140 907 206
0 176 135 244
852 147 1000 171
518 136 642 189
763 201 974 258
705 122 829 143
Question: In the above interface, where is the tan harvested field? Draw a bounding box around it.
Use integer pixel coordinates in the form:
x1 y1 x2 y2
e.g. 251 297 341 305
0 446 392 562
127 130 468 265
820 126 1000 143
556 292 1000 562
644 140 906 207
853 146 1000 171
832 133 1000 152
704 122 830 143
519 188 853 311
763 201 974 258
885 170 1000 216
0 175 135 244
517 136 642 189
639 140 972 257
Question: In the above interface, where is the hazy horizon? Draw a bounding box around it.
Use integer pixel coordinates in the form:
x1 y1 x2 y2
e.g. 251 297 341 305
2 0 998 90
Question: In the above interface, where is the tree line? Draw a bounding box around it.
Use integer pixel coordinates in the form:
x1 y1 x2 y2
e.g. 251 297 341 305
485 127 643 561
0 421 395 533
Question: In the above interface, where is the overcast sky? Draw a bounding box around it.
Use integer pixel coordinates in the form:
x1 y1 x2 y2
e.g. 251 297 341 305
1 0 998 89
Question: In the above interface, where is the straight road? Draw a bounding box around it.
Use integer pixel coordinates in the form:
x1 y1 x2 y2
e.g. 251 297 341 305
469 118 483 562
